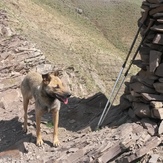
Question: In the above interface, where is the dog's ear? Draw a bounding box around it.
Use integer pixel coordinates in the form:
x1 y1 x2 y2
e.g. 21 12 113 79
54 70 62 77
42 73 51 85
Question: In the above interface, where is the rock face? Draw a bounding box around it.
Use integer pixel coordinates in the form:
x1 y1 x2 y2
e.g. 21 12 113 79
2 1 163 162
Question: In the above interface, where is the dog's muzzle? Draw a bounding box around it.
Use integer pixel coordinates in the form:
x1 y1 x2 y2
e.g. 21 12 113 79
56 93 71 104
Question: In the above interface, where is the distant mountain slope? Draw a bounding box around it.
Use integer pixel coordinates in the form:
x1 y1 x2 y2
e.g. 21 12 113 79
74 0 142 52
33 0 142 52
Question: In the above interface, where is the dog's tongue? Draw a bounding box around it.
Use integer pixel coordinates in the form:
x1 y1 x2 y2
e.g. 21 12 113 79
64 98 68 104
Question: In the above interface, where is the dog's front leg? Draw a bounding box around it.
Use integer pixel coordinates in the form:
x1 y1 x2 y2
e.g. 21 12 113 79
53 110 60 147
35 108 43 146
23 97 29 133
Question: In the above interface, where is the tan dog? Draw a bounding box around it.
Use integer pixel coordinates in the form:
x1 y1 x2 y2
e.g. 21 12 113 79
21 71 71 146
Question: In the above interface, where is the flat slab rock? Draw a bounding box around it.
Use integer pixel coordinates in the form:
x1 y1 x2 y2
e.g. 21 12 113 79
141 93 163 102
129 82 156 94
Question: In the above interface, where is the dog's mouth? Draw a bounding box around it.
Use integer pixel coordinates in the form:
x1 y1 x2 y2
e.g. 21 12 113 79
55 94 69 104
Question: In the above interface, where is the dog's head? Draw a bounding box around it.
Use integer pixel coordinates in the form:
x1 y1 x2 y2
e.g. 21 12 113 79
42 71 71 104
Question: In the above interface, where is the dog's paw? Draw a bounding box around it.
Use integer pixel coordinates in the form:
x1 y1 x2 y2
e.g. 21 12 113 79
36 138 44 146
53 139 60 147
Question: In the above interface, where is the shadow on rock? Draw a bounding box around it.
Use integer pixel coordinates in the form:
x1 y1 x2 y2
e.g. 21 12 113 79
59 92 131 132
0 117 34 154
26 92 129 133
31 92 109 132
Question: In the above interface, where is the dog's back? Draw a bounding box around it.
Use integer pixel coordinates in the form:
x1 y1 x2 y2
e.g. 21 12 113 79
21 72 42 99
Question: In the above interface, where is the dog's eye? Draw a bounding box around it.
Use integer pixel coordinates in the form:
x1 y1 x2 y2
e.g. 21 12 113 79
55 84 60 88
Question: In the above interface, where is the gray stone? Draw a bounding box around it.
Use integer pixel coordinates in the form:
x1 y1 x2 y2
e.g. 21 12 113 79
158 120 163 135
129 82 156 94
153 82 163 93
141 118 158 135
159 78 163 82
128 108 139 121
141 93 163 101
138 69 158 80
155 63 163 77
149 50 162 72
133 102 151 118
152 108 163 119
119 97 131 110
0 89 21 109
149 154 159 163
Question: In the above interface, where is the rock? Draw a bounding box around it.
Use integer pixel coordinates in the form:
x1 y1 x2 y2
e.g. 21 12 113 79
139 46 150 63
1 26 13 36
159 78 163 82
150 101 163 108
155 63 163 77
97 142 127 163
149 154 159 163
129 82 156 94
149 50 162 72
0 89 21 109
158 120 163 135
141 118 158 135
128 108 139 121
66 149 86 163
75 8 83 14
67 148 79 153
119 97 131 110
0 136 30 161
118 137 161 163
141 93 163 102
0 149 20 161
147 0 163 4
153 82 163 93
133 102 151 118
152 108 163 119
138 69 158 80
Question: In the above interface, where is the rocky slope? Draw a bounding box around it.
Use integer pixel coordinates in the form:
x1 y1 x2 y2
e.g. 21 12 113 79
1 6 163 163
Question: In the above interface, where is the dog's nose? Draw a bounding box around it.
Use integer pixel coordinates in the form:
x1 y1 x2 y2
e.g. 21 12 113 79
66 93 71 98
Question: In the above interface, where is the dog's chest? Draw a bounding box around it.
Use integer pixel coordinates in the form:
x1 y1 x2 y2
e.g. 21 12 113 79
38 97 61 112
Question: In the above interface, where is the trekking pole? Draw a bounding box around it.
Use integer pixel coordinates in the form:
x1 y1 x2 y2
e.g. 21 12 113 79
98 19 155 127
96 24 143 130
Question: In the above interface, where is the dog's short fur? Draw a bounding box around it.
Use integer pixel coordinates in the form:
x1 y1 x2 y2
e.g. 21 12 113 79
21 71 71 146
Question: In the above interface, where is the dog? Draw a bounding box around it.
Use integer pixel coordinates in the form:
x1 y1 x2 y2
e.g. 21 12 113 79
21 70 71 147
